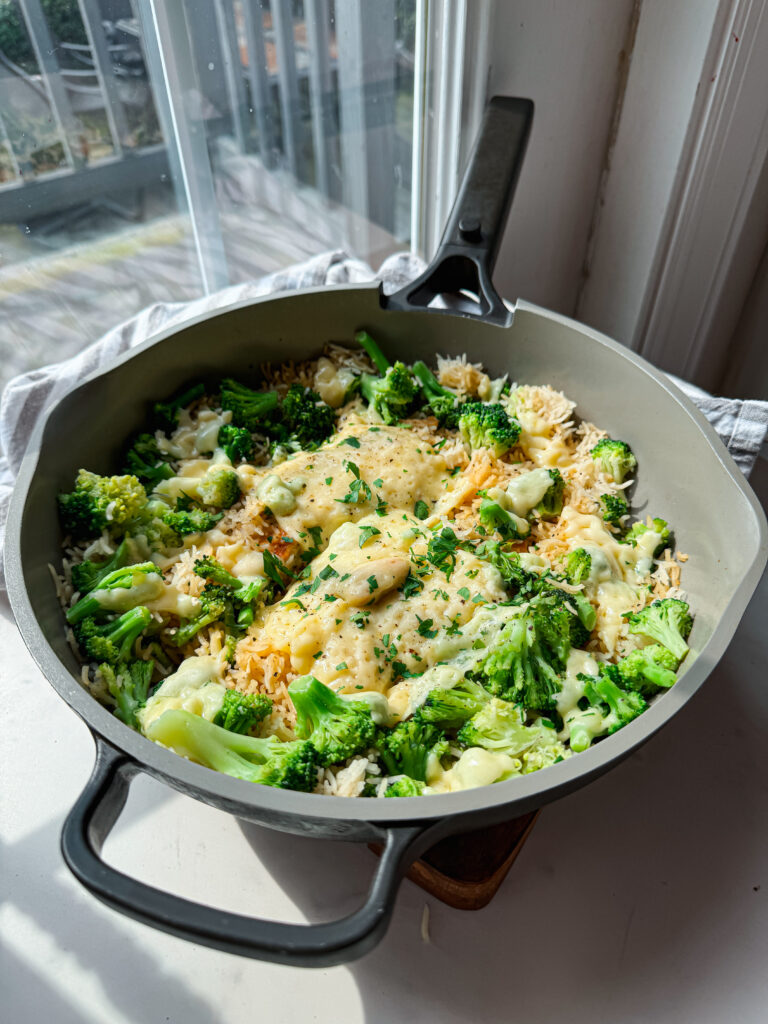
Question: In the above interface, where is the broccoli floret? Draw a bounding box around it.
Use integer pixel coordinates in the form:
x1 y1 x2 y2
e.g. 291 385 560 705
625 598 692 661
377 717 447 783
475 541 534 594
411 361 463 428
101 658 155 730
384 777 426 798
196 465 241 509
477 605 564 712
161 505 224 537
288 675 377 767
193 556 268 629
213 689 272 734
58 470 147 540
457 698 564 759
124 433 175 490
280 383 336 449
478 497 531 540
590 438 637 483
192 555 239 587
146 709 319 791
566 548 592 585
532 469 565 519
66 562 162 625
354 330 417 424
217 423 254 464
625 518 671 556
617 645 679 695
174 583 231 647
418 677 491 729
73 606 152 664
220 379 280 432
70 538 136 596
600 493 628 525
531 592 575 667
458 402 521 458
584 666 647 732
359 364 418 425
569 592 597 638
154 383 206 430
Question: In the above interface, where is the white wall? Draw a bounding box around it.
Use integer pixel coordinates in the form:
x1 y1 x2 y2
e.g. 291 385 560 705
485 0 636 316
575 0 720 347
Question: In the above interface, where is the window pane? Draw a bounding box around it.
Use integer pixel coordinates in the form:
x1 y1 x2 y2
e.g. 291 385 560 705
0 0 202 392
147 0 416 283
0 0 417 393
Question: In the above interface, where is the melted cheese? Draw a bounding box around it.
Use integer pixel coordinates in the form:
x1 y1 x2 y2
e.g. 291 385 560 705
159 408 232 460
154 449 234 504
243 417 455 546
92 569 200 618
556 649 600 719
313 357 358 408
387 603 523 719
137 655 225 730
428 748 519 792
256 511 506 695
505 468 555 516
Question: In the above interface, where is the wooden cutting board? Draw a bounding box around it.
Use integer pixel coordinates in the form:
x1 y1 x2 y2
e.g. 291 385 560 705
370 810 539 910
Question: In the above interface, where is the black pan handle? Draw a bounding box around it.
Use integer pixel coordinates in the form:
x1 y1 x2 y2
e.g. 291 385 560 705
61 737 429 967
386 95 533 326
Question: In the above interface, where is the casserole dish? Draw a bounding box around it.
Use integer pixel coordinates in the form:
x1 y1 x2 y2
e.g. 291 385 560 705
6 98 767 966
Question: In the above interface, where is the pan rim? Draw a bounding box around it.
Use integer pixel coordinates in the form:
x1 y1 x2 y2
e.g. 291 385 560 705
6 283 767 828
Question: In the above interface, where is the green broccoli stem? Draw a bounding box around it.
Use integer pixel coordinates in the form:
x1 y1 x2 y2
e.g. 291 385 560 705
354 330 391 374
149 709 277 765
70 538 135 596
146 710 318 791
412 361 449 399
104 658 155 729
66 562 160 624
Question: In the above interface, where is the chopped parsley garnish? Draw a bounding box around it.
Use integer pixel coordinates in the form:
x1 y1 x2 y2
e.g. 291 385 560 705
416 616 437 639
367 575 379 593
426 526 461 580
373 478 383 488
310 564 339 593
280 598 306 611
358 525 381 548
325 476 333 485
350 610 370 628
335 662 348 671
414 499 429 520
374 494 388 517
400 570 424 599
446 617 463 636
300 524 324 562
457 586 470 600
262 550 296 588
341 436 361 448
336 460 372 505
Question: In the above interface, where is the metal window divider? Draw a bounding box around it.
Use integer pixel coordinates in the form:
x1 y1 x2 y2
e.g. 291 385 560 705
135 0 230 293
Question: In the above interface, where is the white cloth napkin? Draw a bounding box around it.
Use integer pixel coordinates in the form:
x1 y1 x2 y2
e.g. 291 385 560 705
1 249 766 592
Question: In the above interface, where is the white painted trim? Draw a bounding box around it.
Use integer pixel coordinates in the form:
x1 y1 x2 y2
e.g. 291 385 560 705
410 0 490 259
634 0 768 388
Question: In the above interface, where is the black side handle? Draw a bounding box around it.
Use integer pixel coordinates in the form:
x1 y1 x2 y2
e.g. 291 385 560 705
387 96 533 326
61 737 430 967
